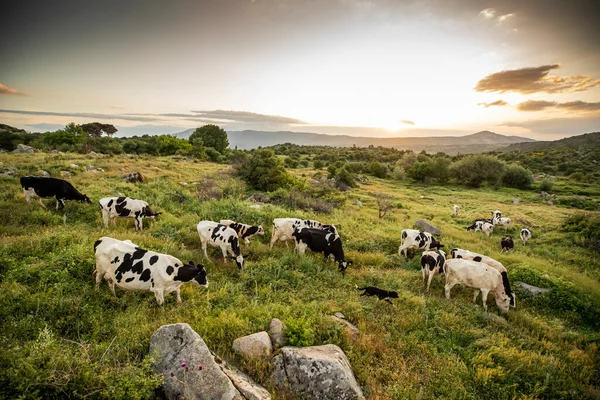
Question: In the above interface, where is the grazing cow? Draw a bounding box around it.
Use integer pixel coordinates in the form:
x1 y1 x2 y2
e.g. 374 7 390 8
398 229 444 258
492 210 502 220
219 219 265 245
449 248 515 307
93 236 207 306
466 220 494 237
20 176 91 209
292 228 351 273
501 236 514 252
493 216 512 232
444 258 511 314
452 204 460 216
355 285 399 305
270 218 338 250
99 197 160 231
420 250 447 293
520 228 532 246
197 221 244 269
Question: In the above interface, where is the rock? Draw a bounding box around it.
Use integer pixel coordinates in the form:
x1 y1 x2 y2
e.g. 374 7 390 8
353 200 363 207
179 181 189 185
272 344 365 400
216 359 271 400
539 191 555 199
516 281 551 296
334 312 346 319
414 219 441 237
268 318 286 348
0 166 17 177
60 171 71 178
246 193 270 203
37 170 50 177
50 149 61 154
13 144 34 153
330 315 360 341
149 323 243 400
232 332 272 360
69 164 79 169
547 201 554 206
89 151 99 156
512 198 519 204
124 171 144 183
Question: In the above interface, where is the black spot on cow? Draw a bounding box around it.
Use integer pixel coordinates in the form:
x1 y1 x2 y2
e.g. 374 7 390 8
107 199 114 207
417 232 427 248
132 260 144 274
473 256 482 262
242 225 259 238
94 239 102 252
149 255 159 265
457 255 462 258
421 254 436 271
115 198 131 216
174 264 203 282
125 277 135 283
111 256 120 264
166 265 174 275
401 231 407 240
501 271 515 307
132 247 147 260
139 268 152 282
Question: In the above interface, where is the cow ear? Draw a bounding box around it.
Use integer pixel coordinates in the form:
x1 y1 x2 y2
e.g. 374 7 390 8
188 260 195 266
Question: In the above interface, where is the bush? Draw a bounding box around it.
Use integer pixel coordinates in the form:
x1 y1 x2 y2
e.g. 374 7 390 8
189 124 229 154
501 163 533 189
406 161 433 182
562 213 600 252
335 167 357 188
313 160 325 169
235 149 295 191
393 166 405 180
450 154 505 187
539 179 553 192
367 161 388 178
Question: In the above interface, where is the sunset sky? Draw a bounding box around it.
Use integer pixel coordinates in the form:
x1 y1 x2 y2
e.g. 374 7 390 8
1 0 599 139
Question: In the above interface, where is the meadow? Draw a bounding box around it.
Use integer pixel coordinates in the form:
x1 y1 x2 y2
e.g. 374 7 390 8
1 152 599 399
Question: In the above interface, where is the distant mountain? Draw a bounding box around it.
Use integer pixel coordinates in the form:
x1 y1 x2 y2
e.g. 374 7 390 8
174 128 535 155
498 131 600 152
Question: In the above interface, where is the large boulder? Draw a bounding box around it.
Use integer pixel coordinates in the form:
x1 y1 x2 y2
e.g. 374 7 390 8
232 332 272 360
516 281 551 296
13 144 34 153
37 170 50 177
414 219 441 237
268 318 286 348
217 358 271 400
149 323 243 400
272 344 365 400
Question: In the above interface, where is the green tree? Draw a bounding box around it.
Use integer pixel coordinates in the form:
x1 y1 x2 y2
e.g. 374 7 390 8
501 163 533 189
189 124 229 154
406 161 433 182
43 123 86 147
335 167 357 188
81 122 118 137
313 160 325 169
450 154 505 188
236 149 294 191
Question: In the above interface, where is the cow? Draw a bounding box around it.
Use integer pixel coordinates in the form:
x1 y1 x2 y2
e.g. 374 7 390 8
501 236 514 252
420 249 447 293
452 204 460 217
466 220 494 237
492 210 502 220
93 236 207 306
197 221 244 269
449 248 515 307
99 197 161 231
20 176 91 209
493 216 512 232
398 229 444 258
520 228 532 246
443 258 511 314
219 219 265 245
269 218 338 250
292 228 351 273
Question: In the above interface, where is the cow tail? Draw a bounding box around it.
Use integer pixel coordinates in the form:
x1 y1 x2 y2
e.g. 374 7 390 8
501 271 514 306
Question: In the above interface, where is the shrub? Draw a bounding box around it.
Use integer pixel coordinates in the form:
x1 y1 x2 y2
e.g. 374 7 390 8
562 213 600 252
189 124 229 154
393 166 405 180
501 163 533 189
367 161 388 178
539 179 553 192
235 149 295 191
450 154 505 187
313 160 325 169
406 161 433 182
335 167 357 188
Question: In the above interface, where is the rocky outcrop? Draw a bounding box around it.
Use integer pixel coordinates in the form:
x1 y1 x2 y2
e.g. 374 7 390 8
516 281 551 296
232 332 272 360
217 359 271 400
414 219 441 237
272 344 365 400
330 313 360 341
13 144 34 153
268 319 286 348
246 193 270 203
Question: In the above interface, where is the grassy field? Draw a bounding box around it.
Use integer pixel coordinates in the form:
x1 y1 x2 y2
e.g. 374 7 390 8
1 152 599 399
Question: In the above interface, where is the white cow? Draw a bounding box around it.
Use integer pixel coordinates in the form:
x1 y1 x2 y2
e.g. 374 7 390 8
398 229 444 258
520 228 532 245
93 236 207 306
452 204 460 217
269 218 337 250
493 217 512 232
197 221 244 269
466 221 494 237
444 258 511 314
492 210 502 220
99 197 160 231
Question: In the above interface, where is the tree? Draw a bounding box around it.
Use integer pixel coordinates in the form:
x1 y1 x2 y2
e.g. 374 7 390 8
235 149 294 191
406 161 433 182
81 122 118 137
501 164 533 189
189 124 229 154
335 167 357 188
450 154 505 188
43 123 85 147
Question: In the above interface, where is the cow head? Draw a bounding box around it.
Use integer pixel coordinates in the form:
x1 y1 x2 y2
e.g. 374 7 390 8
232 255 244 270
338 260 352 274
257 225 265 235
495 291 511 315
143 206 161 219
187 261 208 288
430 238 444 250
388 290 399 299
82 194 92 204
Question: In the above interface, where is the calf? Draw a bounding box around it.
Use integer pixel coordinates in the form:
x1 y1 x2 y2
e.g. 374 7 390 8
398 229 444 258
520 228 532 246
197 221 244 269
452 204 460 217
493 217 512 232
501 236 514 252
93 236 207 306
444 258 511 314
450 248 515 307
270 218 337 249
219 219 265 245
293 228 351 273
466 220 494 237
99 197 160 231
420 250 447 293
20 176 91 209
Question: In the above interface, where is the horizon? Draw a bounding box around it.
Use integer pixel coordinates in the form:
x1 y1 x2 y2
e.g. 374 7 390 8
1 0 599 140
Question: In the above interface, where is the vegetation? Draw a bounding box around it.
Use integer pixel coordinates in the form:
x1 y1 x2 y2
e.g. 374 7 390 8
1 152 599 399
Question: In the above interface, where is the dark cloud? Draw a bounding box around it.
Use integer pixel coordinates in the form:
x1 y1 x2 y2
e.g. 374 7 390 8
516 100 600 112
478 100 508 108
475 65 600 94
401 120 415 125
516 100 556 111
190 110 306 125
0 83 26 96
0 109 160 122
502 115 600 135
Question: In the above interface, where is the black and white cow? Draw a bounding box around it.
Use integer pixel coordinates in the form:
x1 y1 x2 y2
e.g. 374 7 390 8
520 228 532 246
420 249 447 293
398 229 444 258
292 228 352 273
466 220 494 237
493 216 512 232
99 197 160 231
197 221 244 269
492 210 502 220
20 176 91 209
270 218 338 249
93 236 207 306
219 219 265 245
501 236 514 252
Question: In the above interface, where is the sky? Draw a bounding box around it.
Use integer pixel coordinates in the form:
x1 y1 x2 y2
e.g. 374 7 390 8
1 0 599 140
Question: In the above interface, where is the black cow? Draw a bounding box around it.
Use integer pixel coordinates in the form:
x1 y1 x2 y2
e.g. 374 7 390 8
20 176 91 209
293 228 351 273
501 236 514 252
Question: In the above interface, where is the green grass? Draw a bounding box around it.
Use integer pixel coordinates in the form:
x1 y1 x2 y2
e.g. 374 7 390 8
1 153 599 399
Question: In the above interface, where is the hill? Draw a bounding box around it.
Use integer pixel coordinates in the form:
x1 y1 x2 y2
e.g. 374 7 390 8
499 131 600 152
174 128 535 155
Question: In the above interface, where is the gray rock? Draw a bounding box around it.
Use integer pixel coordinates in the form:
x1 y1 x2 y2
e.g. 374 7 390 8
13 144 34 153
539 191 555 199
330 315 360 341
232 332 272 360
37 170 50 177
149 323 243 400
124 171 145 183
414 219 441 237
547 201 554 206
512 198 519 204
50 149 61 154
334 312 346 319
60 171 71 178
0 166 17 177
353 200 363 207
268 318 286 348
217 359 271 400
69 164 79 169
272 344 365 400
516 281 551 296
89 151 99 156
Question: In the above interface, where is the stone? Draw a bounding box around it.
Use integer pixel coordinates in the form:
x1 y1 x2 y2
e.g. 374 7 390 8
516 281 551 296
216 359 271 400
512 198 519 204
539 191 555 199
547 201 554 206
124 171 145 183
334 312 346 319
13 144 34 153
50 149 61 154
414 219 441 237
272 344 365 400
89 151 99 156
249 204 261 209
0 166 17 177
69 164 79 169
232 332 272 360
149 323 243 400
353 200 363 207
37 170 50 177
330 315 360 341
246 193 270 203
268 318 286 348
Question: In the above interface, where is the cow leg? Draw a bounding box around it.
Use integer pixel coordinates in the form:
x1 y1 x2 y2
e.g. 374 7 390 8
422 268 428 293
472 289 480 304
201 241 208 258
398 245 407 258
221 246 229 263
93 269 103 289
426 269 435 293
24 189 32 205
244 238 250 245
56 198 65 210
444 280 456 299
38 198 47 209
269 232 279 250
107 278 116 297
175 288 182 304
480 289 490 311
153 289 165 306
102 210 110 228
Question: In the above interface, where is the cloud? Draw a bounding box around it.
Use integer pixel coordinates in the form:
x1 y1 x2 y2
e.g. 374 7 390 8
0 109 160 122
0 83 27 96
497 13 515 23
502 115 600 135
190 110 307 125
401 120 415 125
479 8 496 18
517 99 600 112
479 99 508 108
475 65 600 94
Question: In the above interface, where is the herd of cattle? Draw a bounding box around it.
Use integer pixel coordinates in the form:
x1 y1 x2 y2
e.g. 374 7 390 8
20 176 533 313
